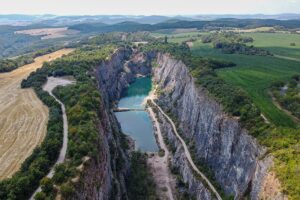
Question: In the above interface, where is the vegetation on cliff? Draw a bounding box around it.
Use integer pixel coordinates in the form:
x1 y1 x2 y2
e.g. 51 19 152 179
127 152 157 200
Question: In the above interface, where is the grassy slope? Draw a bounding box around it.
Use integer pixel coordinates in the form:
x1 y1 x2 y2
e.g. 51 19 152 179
191 40 300 127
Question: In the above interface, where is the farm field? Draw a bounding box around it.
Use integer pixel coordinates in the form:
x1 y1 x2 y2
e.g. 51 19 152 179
190 34 300 127
151 30 203 43
243 33 300 59
0 49 73 180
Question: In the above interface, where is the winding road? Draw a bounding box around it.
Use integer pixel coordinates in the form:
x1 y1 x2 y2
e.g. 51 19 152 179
149 99 223 200
30 77 74 199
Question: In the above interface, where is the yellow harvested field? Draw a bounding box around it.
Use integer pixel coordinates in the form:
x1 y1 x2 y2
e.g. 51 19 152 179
0 49 74 180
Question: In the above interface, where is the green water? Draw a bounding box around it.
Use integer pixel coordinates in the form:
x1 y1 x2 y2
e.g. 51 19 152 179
115 77 158 152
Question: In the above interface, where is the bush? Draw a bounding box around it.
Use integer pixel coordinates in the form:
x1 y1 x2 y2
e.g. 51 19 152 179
34 192 46 200
60 183 75 199
158 149 165 157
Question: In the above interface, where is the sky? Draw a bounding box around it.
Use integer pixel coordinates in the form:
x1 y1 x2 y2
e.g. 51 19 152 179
0 0 299 15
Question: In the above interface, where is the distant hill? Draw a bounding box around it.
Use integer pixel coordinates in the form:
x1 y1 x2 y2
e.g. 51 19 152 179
2 14 300 27
69 18 300 33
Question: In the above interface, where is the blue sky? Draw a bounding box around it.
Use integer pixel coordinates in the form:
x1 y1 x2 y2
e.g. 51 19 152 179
0 0 299 15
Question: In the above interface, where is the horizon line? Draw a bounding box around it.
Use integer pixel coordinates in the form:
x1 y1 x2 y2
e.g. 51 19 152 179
1 13 300 17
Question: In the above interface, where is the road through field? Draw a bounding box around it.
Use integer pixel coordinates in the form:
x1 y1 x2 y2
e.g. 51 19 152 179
0 49 73 180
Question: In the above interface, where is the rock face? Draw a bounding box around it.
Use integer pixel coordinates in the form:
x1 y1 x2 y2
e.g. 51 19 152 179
71 48 134 200
152 53 273 199
73 48 276 200
96 48 154 105
156 110 213 199
73 47 154 200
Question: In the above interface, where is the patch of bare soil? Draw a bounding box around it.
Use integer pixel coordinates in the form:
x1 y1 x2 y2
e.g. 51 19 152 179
259 171 288 200
186 41 194 47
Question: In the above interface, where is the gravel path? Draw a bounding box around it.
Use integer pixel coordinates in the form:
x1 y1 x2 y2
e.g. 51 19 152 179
30 76 74 199
147 107 175 200
149 98 223 200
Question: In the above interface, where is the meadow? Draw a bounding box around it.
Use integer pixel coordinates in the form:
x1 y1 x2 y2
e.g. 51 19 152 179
189 33 300 127
243 33 300 59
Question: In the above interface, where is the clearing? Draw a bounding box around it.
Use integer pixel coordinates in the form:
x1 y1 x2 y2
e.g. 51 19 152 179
0 49 73 180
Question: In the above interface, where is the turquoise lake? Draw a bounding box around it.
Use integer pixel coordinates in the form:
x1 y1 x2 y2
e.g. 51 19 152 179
115 77 159 152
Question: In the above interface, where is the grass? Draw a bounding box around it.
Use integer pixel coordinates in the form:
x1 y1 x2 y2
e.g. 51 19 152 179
243 33 300 59
191 39 300 127
150 31 204 43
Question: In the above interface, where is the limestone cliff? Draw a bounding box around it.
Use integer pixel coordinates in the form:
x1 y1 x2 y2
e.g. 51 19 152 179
152 53 275 199
73 47 278 200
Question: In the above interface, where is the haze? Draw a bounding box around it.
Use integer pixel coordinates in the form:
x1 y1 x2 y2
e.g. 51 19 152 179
0 0 300 15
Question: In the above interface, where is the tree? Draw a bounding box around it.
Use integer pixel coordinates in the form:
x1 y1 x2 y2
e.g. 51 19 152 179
164 35 168 44
34 192 46 200
40 177 54 194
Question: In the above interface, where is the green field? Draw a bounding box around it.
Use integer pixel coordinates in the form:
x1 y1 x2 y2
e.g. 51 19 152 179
151 31 203 43
244 33 300 59
189 33 300 127
159 31 300 127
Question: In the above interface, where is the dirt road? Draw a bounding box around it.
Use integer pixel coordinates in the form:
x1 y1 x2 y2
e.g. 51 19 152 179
149 99 222 200
0 49 73 180
147 107 175 200
30 76 74 199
